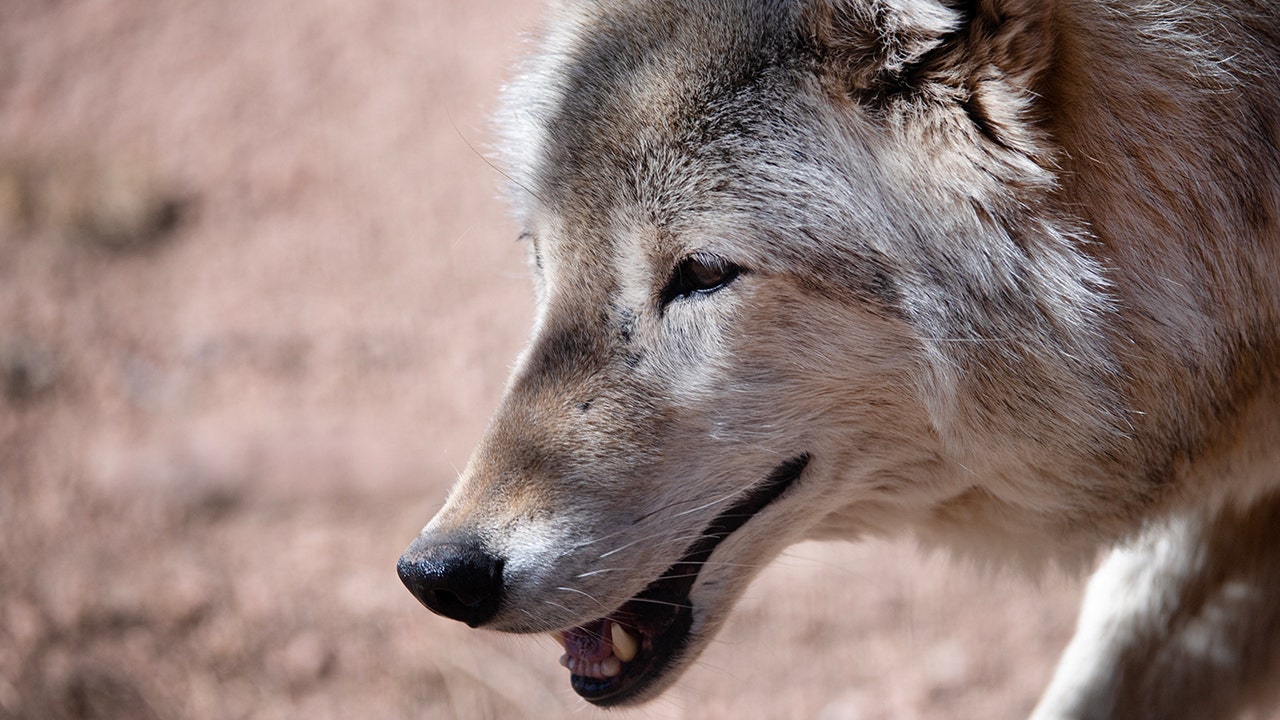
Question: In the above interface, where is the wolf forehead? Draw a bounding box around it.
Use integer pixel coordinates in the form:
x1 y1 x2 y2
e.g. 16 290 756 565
497 0 973 303
495 1 1095 318
507 3 811 199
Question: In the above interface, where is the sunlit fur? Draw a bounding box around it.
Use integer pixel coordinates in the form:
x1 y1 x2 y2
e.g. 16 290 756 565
414 0 1280 714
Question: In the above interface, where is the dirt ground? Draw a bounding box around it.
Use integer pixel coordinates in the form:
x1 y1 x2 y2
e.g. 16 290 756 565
0 2 1106 718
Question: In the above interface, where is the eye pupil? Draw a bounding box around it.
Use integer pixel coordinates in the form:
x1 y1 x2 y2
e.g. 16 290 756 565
684 257 727 289
661 253 743 306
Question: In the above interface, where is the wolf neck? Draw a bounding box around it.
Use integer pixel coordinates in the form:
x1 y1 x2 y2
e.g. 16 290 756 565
877 1 1280 559
1049 1 1280 320
1031 2 1280 532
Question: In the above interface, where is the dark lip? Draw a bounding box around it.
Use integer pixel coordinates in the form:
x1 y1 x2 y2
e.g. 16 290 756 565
572 453 811 706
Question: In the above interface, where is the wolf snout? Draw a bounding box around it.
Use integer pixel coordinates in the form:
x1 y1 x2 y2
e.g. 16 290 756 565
397 534 505 628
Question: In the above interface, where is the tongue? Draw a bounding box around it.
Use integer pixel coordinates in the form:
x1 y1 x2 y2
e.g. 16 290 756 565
562 619 613 663
560 619 626 679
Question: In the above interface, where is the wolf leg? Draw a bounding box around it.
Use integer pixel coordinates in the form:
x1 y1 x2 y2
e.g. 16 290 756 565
1031 492 1280 720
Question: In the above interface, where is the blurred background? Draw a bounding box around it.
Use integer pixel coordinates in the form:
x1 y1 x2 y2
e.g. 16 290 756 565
0 1 1089 718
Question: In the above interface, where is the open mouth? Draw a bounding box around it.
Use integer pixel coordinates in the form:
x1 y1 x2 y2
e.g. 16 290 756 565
554 454 810 706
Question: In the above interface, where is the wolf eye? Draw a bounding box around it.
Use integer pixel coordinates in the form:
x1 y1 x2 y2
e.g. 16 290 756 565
661 253 743 305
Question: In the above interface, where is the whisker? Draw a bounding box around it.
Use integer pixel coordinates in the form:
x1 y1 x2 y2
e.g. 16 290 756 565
560 488 735 556
444 104 547 206
625 596 694 610
573 558 774 581
543 600 612 641
598 533 703 560
555 586 611 611
668 487 745 520
560 525 629 555
632 490 731 524
543 599 577 615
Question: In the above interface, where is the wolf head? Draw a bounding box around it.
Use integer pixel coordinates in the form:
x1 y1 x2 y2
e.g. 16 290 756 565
401 0 1128 705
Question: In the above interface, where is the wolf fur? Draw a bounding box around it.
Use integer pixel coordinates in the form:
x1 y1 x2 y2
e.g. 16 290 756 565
399 0 1280 716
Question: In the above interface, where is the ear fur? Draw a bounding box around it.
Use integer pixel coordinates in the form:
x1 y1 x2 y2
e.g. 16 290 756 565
805 0 961 93
805 0 1056 101
957 0 1057 90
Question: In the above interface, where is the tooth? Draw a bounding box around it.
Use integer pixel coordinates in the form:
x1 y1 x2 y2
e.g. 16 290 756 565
558 653 570 669
611 623 639 662
601 657 622 677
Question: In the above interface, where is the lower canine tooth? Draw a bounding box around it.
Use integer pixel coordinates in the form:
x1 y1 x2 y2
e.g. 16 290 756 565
611 622 639 662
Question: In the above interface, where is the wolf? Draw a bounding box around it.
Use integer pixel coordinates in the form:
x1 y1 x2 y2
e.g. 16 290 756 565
399 0 1280 716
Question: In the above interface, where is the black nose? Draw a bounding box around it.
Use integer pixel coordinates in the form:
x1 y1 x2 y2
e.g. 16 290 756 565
397 535 505 628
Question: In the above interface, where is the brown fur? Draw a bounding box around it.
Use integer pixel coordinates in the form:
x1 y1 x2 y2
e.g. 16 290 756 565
400 1 1280 715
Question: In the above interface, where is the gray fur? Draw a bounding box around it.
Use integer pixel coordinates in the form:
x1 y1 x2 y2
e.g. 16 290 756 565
405 0 1280 714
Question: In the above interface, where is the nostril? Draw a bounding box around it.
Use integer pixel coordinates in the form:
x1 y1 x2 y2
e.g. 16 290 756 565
397 537 505 628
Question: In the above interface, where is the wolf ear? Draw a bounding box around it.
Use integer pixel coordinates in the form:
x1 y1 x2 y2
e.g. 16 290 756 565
805 0 1054 98
804 0 960 92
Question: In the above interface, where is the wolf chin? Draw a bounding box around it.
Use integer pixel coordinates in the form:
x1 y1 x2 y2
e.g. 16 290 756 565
398 1 1280 716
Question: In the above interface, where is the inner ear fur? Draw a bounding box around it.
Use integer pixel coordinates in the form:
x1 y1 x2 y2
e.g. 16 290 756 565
805 0 1056 101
